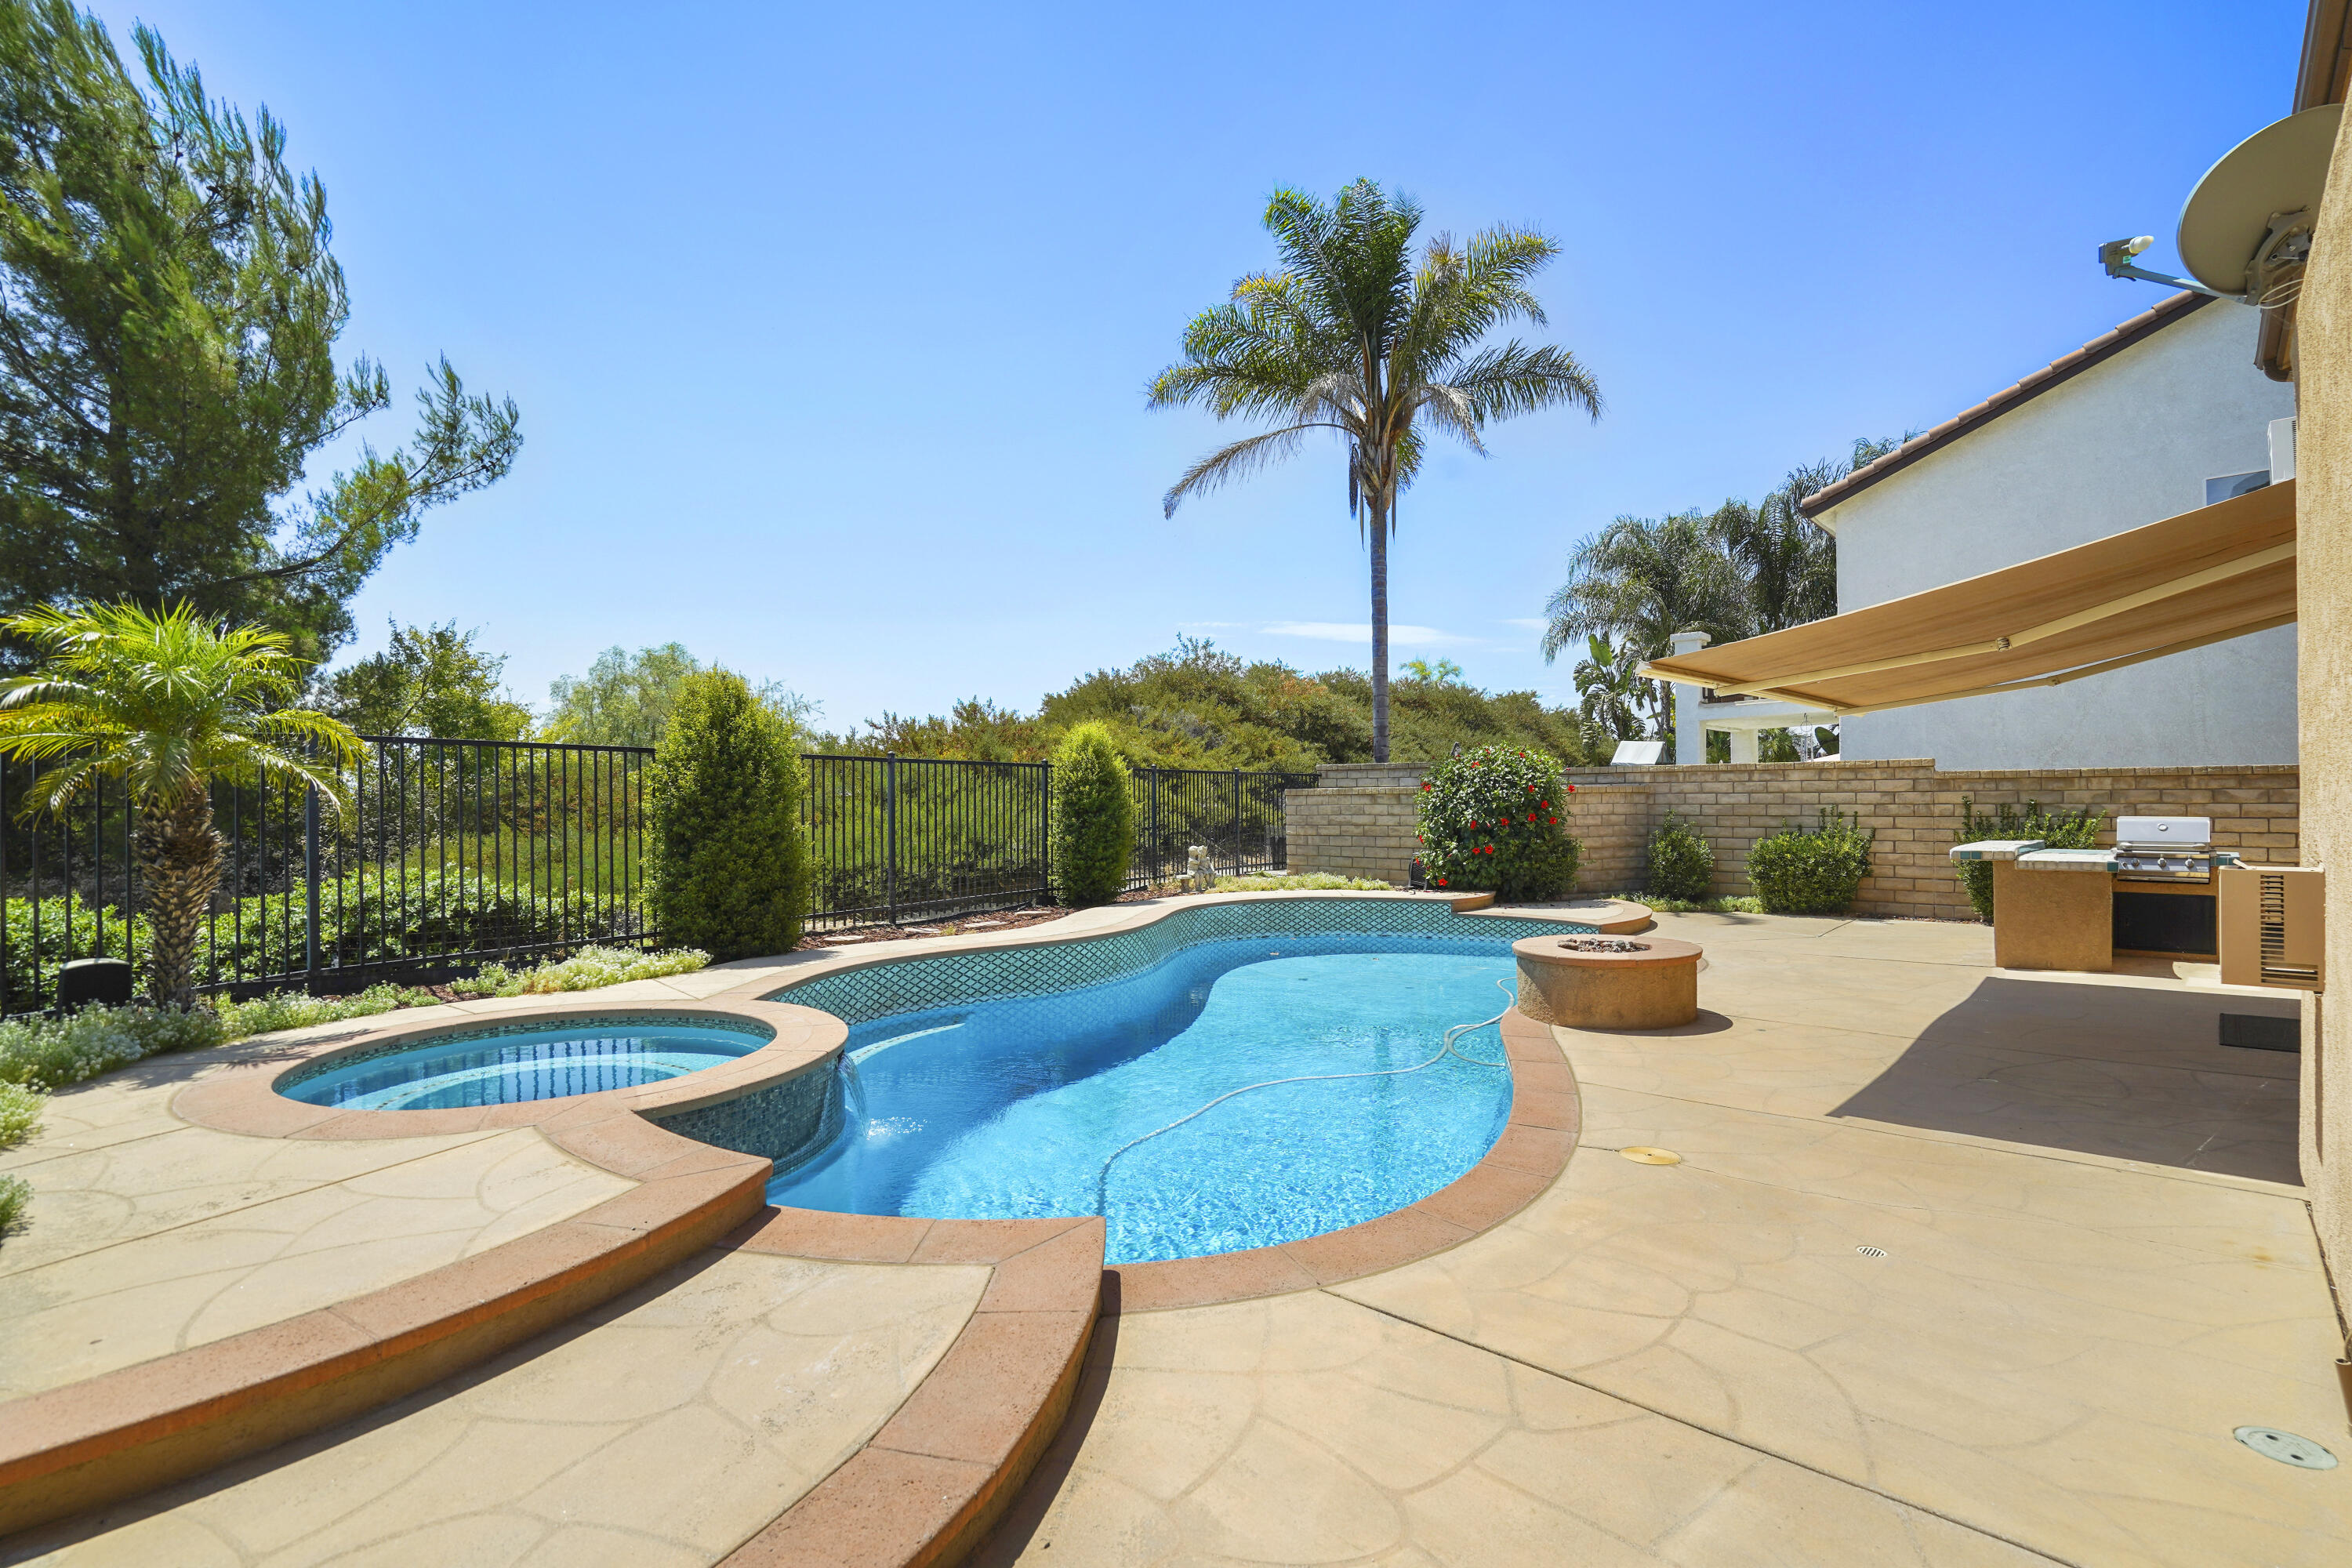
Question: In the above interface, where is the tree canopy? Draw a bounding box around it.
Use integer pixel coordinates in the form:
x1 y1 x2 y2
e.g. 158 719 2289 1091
544 642 813 749
1541 437 1906 748
829 636 1591 771
318 621 533 740
0 1 519 665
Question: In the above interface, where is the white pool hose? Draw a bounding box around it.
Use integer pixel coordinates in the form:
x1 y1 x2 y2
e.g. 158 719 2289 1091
1092 978 1517 1212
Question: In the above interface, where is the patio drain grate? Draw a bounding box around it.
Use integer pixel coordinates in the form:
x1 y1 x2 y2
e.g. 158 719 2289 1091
2234 1427 2337 1469
1856 1246 1887 1258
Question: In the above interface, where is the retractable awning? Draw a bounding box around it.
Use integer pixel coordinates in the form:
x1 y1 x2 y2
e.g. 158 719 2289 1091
1636 479 2296 715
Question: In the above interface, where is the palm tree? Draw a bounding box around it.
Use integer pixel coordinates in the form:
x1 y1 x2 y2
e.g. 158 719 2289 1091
1710 437 1905 634
1150 180 1602 761
0 602 358 1007
1544 511 1750 658
1570 634 1652 742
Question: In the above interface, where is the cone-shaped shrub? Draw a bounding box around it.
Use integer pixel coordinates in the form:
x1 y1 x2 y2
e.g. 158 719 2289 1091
1050 722 1135 907
648 670 809 958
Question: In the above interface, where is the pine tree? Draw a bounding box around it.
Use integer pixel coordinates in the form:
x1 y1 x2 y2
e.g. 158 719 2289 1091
0 0 520 666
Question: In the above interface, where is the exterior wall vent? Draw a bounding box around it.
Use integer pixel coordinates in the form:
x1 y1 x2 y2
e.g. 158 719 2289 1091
2218 864 2325 990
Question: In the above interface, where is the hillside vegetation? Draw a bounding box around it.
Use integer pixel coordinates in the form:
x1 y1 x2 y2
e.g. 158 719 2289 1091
826 639 1592 771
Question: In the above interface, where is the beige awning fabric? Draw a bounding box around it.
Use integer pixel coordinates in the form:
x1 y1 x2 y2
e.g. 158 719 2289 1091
1636 480 2296 715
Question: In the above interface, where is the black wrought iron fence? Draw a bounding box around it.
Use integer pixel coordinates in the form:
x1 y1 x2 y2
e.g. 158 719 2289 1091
1 738 654 1011
1 744 1316 1006
797 756 1316 929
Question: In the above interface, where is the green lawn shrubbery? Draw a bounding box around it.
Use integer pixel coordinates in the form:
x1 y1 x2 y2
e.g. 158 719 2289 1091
648 670 810 960
1049 723 1135 906
1951 798 2105 922
5 870 646 1006
1643 811 1715 902
1747 808 1875 915
1415 745 1581 900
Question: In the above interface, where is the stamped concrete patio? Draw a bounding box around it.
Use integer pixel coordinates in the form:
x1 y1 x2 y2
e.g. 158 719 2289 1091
1 900 2347 1566
981 909 2350 1568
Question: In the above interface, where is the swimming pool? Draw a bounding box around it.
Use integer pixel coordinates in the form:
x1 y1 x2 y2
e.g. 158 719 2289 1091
767 901 1581 1264
279 1014 772 1111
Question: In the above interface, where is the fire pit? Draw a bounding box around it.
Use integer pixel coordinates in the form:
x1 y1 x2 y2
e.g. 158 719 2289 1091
1511 932 1701 1029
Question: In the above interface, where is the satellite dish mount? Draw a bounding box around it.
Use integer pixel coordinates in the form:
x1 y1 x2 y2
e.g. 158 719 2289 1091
2097 103 2343 313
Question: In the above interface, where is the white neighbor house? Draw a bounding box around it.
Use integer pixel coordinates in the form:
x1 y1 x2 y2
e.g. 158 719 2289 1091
1800 292 2298 769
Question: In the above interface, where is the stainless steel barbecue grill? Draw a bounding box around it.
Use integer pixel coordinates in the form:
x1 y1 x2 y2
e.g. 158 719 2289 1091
2112 815 2219 884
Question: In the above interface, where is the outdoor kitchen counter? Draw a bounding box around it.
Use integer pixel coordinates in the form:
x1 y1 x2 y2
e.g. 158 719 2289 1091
1951 837 2242 972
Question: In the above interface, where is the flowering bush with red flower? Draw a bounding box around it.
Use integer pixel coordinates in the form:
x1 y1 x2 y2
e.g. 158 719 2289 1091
1414 744 1581 899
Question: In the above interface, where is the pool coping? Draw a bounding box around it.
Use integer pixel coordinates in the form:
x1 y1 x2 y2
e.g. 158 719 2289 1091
0 889 1609 1559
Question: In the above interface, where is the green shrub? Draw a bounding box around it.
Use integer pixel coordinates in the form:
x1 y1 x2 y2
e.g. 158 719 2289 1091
648 670 810 960
1050 722 1136 906
0 1173 27 1234
1951 797 2106 922
0 1004 225 1090
1643 811 1715 902
0 1080 43 1148
1415 745 1581 900
211 984 426 1042
1609 891 1763 915
1747 807 1875 915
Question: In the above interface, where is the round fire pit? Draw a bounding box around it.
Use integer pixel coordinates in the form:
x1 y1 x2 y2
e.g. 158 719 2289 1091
1511 932 1701 1029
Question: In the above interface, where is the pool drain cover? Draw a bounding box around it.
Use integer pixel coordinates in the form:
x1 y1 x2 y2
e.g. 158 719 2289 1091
2234 1427 2337 1468
1620 1146 1681 1165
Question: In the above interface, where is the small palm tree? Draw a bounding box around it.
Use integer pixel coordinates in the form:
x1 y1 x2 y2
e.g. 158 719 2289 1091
1570 635 1652 741
1151 180 1602 761
0 603 358 1007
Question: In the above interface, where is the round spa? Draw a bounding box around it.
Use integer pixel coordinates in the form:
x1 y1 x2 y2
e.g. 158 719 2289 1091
1512 933 1701 1029
278 1013 773 1111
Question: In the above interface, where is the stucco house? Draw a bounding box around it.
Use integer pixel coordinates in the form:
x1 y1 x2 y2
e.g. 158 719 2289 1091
1799 292 2299 769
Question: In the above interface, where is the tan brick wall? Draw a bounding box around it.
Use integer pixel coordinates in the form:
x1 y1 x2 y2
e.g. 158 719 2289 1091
1287 757 2300 919
1282 764 1426 884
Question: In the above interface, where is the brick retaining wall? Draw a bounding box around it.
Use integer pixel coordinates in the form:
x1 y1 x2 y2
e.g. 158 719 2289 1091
1287 759 2300 920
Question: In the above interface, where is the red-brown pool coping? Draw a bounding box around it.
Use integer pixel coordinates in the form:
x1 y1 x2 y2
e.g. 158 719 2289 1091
717 1212 1104 1568
0 889 1606 1559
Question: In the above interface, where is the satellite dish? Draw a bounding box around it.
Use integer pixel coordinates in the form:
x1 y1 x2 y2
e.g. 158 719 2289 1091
2177 103 2343 296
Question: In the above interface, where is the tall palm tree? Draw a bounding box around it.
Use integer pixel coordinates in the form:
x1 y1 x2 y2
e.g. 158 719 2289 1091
1150 180 1602 761
0 602 358 1006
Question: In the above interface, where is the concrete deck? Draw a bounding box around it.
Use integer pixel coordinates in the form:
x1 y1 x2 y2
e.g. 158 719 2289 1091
4 902 2347 1565
982 910 2351 1567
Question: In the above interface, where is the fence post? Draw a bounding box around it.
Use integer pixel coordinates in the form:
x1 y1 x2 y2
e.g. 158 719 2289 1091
303 784 321 982
1149 770 1161 887
884 751 898 926
1230 768 1241 874
1039 761 1051 904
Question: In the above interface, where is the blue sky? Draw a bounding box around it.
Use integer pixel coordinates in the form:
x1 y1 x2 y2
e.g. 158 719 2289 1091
90 0 2304 733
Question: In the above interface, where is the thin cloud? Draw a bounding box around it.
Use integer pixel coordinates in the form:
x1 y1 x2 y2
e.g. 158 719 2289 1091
1263 621 1465 647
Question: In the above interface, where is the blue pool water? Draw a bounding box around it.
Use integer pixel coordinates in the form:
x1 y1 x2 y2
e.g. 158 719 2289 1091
768 934 1517 1264
281 1018 769 1111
